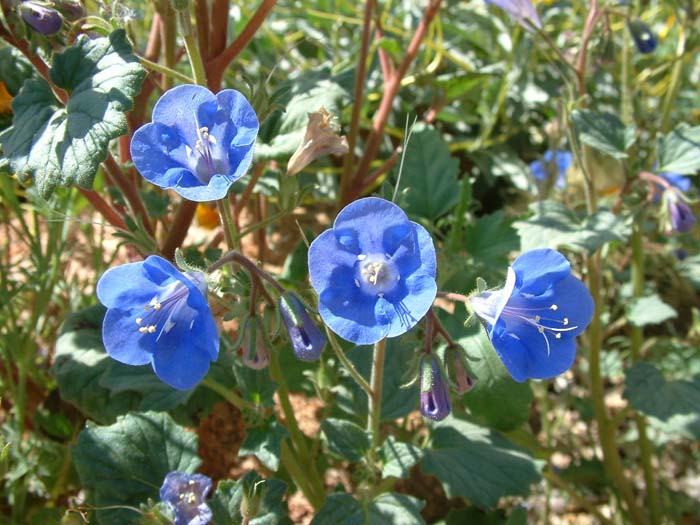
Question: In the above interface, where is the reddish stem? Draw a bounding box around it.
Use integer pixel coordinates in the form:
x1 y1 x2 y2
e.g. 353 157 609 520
205 0 277 91
195 0 211 60
235 162 267 221
77 188 128 230
345 0 442 203
103 153 154 236
209 0 230 58
161 201 198 260
575 0 602 96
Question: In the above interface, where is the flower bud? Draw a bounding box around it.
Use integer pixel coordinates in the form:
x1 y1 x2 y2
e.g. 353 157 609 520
420 355 451 421
53 0 85 21
241 318 269 370
20 1 64 35
628 19 657 54
665 191 696 233
445 346 475 395
279 292 326 361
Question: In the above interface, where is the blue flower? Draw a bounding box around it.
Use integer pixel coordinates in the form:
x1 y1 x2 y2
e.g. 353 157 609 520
96 255 219 390
160 472 213 525
530 150 572 190
279 292 326 361
20 1 63 35
420 355 451 421
628 19 658 54
308 197 437 345
485 0 542 30
664 191 696 233
659 172 691 193
469 249 593 382
131 84 259 202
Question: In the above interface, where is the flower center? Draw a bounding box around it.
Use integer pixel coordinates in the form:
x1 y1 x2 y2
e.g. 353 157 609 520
500 302 579 354
354 254 400 297
133 280 190 341
185 117 228 183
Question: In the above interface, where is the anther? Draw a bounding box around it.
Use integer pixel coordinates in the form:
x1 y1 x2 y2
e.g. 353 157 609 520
357 254 367 261
555 333 562 339
550 304 558 311
563 317 569 325
135 317 142 325
534 315 541 321
538 326 545 333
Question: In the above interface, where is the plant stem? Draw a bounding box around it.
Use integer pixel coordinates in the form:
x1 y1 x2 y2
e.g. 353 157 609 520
280 440 325 509
367 338 387 455
201 377 256 412
340 0 375 202
660 24 686 133
268 346 326 507
217 199 240 251
178 9 208 86
325 327 372 395
137 55 194 84
102 153 154 236
161 201 197 260
208 250 285 292
629 225 661 525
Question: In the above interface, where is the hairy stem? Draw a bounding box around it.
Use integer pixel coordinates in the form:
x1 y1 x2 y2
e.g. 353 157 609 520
367 338 387 456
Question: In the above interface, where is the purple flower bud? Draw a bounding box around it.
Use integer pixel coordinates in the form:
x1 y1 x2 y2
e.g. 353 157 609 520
628 19 657 54
420 355 451 421
665 191 696 233
54 0 86 21
20 1 64 35
241 318 269 370
279 293 326 362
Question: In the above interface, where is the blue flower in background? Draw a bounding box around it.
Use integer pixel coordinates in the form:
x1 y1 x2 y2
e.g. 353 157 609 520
530 150 572 190
20 1 63 35
308 197 437 345
485 0 542 30
279 292 326 361
160 472 213 525
470 249 593 382
659 172 691 193
96 256 219 390
420 355 451 421
664 191 696 233
628 19 658 54
131 84 259 202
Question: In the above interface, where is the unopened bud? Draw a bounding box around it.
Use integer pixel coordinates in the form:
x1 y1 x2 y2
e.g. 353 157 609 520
628 19 657 54
279 292 326 362
20 2 64 35
419 355 451 421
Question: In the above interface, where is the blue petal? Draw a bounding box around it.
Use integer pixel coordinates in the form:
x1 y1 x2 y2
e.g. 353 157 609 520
385 272 436 338
529 159 546 181
391 222 437 280
512 248 571 295
491 321 577 381
102 308 153 365
308 229 361 292
96 260 161 309
660 172 691 193
152 85 216 148
160 472 190 504
318 278 388 345
173 173 237 202
215 89 259 148
332 197 411 256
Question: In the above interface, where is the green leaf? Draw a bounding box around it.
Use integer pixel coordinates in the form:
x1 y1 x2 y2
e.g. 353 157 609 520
0 30 146 198
239 419 288 471
256 68 350 160
627 294 677 327
657 124 700 174
321 418 370 463
624 363 700 439
311 493 426 525
209 472 290 525
421 417 542 508
571 109 636 159
395 123 460 221
459 327 533 432
380 436 423 479
470 148 534 192
0 47 34 95
72 412 201 525
514 201 630 253
464 211 519 269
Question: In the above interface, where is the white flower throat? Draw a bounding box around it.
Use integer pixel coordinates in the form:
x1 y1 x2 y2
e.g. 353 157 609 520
354 253 400 297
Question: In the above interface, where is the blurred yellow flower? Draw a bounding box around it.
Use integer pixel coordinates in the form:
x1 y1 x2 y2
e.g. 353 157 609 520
0 81 12 113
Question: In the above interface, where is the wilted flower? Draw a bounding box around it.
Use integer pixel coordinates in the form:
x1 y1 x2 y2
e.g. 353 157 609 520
529 149 572 190
628 19 657 54
308 197 437 345
19 1 63 35
420 355 451 421
131 84 259 202
240 317 270 370
54 0 85 21
469 249 594 382
287 107 349 176
445 345 475 395
160 472 212 525
279 292 326 361
485 0 542 30
96 256 219 390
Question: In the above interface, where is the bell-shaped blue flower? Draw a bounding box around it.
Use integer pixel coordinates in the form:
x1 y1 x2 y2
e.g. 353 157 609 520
659 172 691 193
469 249 594 382
160 472 213 525
308 197 437 345
664 191 696 233
486 0 542 30
420 355 451 421
96 255 219 390
20 1 63 35
131 84 259 202
279 292 326 361
530 150 572 190
628 19 658 54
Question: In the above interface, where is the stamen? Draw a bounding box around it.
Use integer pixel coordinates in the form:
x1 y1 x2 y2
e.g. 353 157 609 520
563 317 569 325
135 317 142 325
357 254 367 261
550 304 558 311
